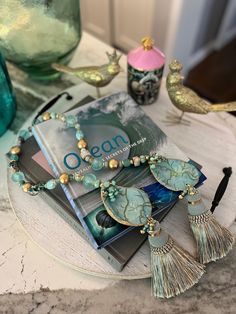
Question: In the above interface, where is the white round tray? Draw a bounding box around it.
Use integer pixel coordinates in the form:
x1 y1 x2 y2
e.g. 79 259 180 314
8 168 236 280
8 172 153 280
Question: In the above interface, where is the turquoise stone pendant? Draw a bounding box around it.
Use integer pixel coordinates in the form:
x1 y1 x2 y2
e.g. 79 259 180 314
150 158 200 191
101 182 152 226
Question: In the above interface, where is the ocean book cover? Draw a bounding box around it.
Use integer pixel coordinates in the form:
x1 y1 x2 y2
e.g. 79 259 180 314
18 135 177 272
32 91 206 249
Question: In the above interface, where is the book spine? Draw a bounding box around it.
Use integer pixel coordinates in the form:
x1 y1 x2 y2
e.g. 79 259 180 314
32 127 99 249
41 192 124 272
19 158 126 272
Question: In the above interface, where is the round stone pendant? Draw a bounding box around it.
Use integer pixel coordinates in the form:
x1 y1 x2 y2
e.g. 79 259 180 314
150 159 200 191
101 186 152 226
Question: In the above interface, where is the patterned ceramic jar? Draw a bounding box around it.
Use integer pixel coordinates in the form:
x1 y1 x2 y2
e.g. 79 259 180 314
127 37 165 105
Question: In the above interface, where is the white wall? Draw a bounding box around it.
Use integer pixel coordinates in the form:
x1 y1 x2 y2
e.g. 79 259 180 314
81 0 232 74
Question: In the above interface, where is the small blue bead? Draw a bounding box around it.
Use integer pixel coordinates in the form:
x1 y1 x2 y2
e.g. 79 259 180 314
140 155 146 163
82 173 97 189
50 112 56 119
122 159 131 167
103 181 110 188
108 186 115 192
66 115 77 127
76 130 84 140
94 180 100 188
45 179 57 190
91 158 104 171
19 129 31 140
12 172 25 182
10 154 19 161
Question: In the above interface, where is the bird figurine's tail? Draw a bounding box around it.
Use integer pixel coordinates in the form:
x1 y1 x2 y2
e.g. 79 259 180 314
208 102 236 112
51 63 75 74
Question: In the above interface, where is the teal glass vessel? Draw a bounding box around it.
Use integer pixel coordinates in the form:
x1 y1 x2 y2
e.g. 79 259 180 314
0 0 82 81
0 53 16 136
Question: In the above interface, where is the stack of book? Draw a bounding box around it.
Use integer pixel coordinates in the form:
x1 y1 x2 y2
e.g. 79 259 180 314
19 92 206 271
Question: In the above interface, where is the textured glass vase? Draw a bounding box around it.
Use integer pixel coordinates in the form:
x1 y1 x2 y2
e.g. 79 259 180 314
0 0 82 80
0 53 16 136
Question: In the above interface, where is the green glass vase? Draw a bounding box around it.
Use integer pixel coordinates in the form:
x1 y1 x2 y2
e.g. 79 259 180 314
0 0 82 81
0 53 16 136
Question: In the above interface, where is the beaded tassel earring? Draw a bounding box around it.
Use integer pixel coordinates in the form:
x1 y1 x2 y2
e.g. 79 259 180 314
100 182 205 298
147 156 234 264
146 220 204 298
186 186 234 264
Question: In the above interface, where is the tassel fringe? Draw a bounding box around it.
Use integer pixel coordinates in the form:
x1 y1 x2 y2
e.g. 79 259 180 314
150 236 205 298
189 210 235 264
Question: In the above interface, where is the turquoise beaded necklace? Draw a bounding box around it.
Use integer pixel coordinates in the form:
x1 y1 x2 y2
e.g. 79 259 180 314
7 109 234 300
8 110 200 226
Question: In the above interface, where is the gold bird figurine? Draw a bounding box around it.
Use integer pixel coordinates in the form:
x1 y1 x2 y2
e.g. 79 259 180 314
166 60 236 124
52 50 122 97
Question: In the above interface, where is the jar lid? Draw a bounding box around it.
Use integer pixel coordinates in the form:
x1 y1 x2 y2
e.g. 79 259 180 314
127 37 165 71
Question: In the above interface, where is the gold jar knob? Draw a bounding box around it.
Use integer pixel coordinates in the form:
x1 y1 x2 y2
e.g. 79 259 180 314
141 37 154 51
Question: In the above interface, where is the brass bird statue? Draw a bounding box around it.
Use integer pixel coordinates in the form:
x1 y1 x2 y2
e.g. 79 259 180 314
166 60 236 124
52 50 122 97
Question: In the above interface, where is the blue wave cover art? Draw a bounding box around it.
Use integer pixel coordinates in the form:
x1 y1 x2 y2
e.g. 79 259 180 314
33 92 206 248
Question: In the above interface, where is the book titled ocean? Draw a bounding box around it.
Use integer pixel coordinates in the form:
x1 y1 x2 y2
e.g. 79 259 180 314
32 91 206 249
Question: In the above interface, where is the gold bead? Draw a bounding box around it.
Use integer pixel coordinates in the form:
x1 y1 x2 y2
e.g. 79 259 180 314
108 158 119 170
77 139 87 149
22 182 32 193
10 146 21 155
87 156 94 164
74 173 83 182
42 112 51 121
59 173 69 184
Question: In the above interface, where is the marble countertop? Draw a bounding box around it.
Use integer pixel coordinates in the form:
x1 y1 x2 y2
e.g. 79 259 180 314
0 32 236 313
